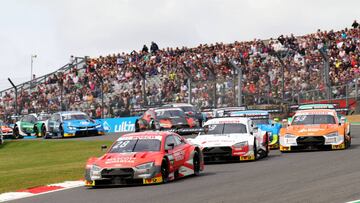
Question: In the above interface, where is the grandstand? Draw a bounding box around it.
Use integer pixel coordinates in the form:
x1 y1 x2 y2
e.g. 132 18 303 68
0 23 359 120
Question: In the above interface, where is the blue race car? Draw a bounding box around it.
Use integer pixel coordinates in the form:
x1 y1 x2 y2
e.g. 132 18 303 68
45 111 105 138
229 110 282 149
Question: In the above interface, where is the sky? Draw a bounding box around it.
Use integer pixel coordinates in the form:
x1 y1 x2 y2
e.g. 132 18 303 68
0 0 359 90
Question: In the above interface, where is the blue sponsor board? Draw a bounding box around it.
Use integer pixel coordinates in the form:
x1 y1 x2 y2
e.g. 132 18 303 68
96 117 139 133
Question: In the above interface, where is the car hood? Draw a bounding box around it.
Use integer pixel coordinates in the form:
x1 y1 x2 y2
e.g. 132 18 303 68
286 124 338 136
64 119 98 127
93 152 162 169
192 134 251 147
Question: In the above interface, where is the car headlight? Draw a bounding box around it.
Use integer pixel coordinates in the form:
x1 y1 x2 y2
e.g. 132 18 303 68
68 126 76 130
90 164 102 180
91 164 102 172
325 132 338 137
136 162 155 170
325 132 340 144
96 124 102 128
233 141 248 148
285 134 297 139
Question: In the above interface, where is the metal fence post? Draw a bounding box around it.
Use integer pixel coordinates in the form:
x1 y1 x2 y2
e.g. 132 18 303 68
346 84 349 108
355 77 358 101
8 78 17 115
181 66 192 104
187 78 192 104
229 60 242 106
94 70 104 119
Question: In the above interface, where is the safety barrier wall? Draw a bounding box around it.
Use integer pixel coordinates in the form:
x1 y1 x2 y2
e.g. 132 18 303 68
96 117 139 133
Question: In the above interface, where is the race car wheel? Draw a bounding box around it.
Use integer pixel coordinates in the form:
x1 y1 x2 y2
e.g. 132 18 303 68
253 139 258 160
344 135 351 149
59 125 64 138
135 120 140 132
150 120 156 130
264 134 269 158
41 125 46 137
193 151 201 176
34 126 39 137
161 158 169 183
13 126 22 139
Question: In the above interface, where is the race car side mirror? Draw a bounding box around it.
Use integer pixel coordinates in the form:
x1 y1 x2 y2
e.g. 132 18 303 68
253 127 258 133
101 145 107 150
167 143 175 149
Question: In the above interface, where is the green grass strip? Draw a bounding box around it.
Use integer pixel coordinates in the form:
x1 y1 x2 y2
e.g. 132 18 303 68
0 140 112 193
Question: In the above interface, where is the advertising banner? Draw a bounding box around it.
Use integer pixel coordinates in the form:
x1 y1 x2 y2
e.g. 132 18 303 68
96 117 139 133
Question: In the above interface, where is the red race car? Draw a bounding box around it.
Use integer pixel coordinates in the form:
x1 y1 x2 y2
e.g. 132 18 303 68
0 120 13 137
84 131 204 187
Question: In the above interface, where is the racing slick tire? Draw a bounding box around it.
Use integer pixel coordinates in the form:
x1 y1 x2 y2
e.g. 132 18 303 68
193 151 201 176
41 125 47 137
135 120 140 132
253 139 258 161
150 119 156 130
161 158 169 183
264 134 269 158
34 126 39 137
59 125 64 138
344 135 351 149
12 126 23 139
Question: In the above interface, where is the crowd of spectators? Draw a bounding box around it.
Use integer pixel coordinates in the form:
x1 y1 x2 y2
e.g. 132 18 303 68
0 21 359 120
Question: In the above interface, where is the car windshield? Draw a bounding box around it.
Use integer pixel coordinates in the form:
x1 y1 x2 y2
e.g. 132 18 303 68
155 110 184 118
38 115 51 121
109 139 161 153
292 114 336 125
181 106 195 112
62 114 89 121
252 119 269 125
204 123 247 135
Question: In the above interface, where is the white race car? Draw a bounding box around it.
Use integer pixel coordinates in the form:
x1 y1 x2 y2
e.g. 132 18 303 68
189 117 269 162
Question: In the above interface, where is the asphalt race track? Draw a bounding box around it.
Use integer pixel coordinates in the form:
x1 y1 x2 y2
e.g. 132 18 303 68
11 126 360 203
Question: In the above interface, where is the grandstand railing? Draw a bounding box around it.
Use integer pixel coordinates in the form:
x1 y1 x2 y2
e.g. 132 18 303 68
0 57 86 96
294 79 360 113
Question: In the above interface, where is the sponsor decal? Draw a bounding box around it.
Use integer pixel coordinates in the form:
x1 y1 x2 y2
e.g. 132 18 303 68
96 117 139 133
174 151 185 161
143 176 162 184
105 157 136 164
298 128 321 133
119 135 162 140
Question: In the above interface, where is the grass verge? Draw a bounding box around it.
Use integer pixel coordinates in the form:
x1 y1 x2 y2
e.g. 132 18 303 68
346 115 360 123
0 139 112 193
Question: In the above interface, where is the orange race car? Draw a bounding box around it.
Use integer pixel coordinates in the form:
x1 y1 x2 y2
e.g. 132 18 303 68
279 109 351 152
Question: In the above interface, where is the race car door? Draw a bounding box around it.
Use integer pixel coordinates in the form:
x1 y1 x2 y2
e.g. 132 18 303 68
164 135 186 169
172 134 189 167
48 113 61 133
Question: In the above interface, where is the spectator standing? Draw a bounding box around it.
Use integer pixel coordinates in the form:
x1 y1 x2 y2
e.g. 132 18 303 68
352 20 359 29
142 45 149 53
150 42 159 53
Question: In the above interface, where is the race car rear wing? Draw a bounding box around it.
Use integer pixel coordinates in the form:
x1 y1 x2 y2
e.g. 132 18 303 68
290 103 349 114
142 128 205 135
